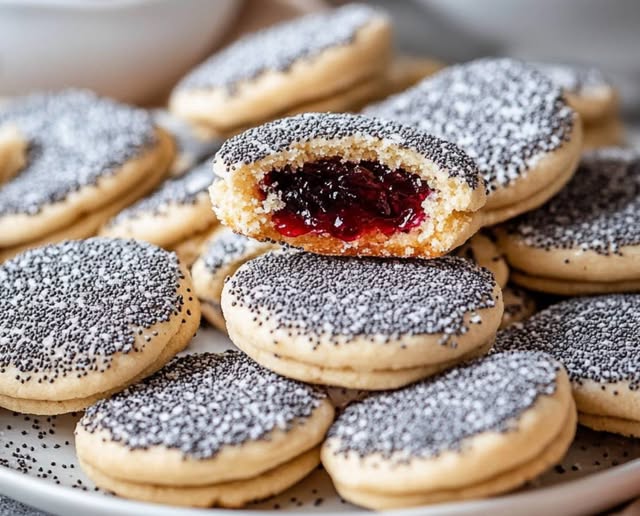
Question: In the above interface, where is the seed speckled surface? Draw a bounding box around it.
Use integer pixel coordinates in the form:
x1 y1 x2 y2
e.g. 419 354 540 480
0 238 184 384
327 351 558 462
506 148 640 254
365 58 575 194
0 90 156 216
202 228 272 274
216 112 482 189
534 63 612 96
225 253 497 345
79 351 327 459
107 160 214 224
494 294 640 388
176 3 385 93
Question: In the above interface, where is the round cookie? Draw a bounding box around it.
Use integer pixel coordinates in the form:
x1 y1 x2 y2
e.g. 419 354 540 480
534 63 618 123
380 55 446 97
101 160 218 250
0 238 200 415
322 351 575 509
210 112 486 258
455 232 509 288
75 351 334 508
498 148 640 295
191 226 278 331
365 58 583 224
0 90 174 249
222 252 503 390
170 4 392 133
0 125 26 184
493 294 640 438
499 285 536 329
583 114 626 149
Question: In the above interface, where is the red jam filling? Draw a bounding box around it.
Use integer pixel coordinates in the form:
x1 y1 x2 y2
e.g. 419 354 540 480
259 158 432 242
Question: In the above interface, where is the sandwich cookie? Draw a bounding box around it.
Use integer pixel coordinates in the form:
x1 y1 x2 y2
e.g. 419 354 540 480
191 226 277 331
365 58 583 225
170 4 392 134
222 252 503 390
210 112 486 258
582 115 625 150
498 148 640 295
377 55 445 100
322 351 575 509
493 294 640 437
101 160 218 266
499 285 536 329
455 232 509 288
0 90 174 260
0 238 200 415
75 351 334 508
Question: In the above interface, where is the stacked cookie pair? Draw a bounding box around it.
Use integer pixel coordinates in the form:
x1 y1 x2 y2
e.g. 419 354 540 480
0 90 175 262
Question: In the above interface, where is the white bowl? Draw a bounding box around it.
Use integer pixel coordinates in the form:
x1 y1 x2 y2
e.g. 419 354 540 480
0 0 240 104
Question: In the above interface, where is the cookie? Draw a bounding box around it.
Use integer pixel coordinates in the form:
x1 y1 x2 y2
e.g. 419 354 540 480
378 55 445 99
498 148 640 295
191 226 277 331
222 252 503 390
153 109 222 176
365 58 583 225
75 351 334 508
0 125 26 184
500 285 536 329
322 351 575 509
100 160 218 254
170 226 217 268
583 114 626 149
0 238 200 415
210 112 486 258
535 63 618 123
455 232 508 288
494 294 640 438
0 90 174 252
170 4 392 133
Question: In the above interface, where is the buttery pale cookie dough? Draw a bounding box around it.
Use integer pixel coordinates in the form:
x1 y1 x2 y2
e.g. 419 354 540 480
322 351 575 509
499 148 640 295
101 160 217 253
0 90 174 250
455 231 508 288
0 125 26 184
191 226 277 331
583 114 626 149
0 238 200 415
222 252 503 390
76 351 334 508
170 4 392 133
365 58 583 224
494 294 640 438
499 285 536 329
210 112 486 258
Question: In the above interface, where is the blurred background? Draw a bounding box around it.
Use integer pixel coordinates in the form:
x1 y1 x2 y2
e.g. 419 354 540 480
1 0 638 120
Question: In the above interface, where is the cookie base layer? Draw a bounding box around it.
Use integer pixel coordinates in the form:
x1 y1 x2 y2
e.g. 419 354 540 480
78 447 320 508
0 128 175 248
201 301 227 333
510 270 640 296
0 285 201 415
234 337 495 390
0 148 171 263
170 225 217 267
332 405 576 510
583 115 625 149
579 412 640 438
481 145 580 226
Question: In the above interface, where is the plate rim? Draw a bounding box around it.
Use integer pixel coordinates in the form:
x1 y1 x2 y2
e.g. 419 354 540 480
2 457 640 515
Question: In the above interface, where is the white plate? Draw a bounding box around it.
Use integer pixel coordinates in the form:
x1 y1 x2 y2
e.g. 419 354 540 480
2 326 640 516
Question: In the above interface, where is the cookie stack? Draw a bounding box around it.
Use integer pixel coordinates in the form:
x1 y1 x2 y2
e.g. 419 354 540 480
0 90 175 262
169 4 393 138
536 63 625 149
100 159 219 266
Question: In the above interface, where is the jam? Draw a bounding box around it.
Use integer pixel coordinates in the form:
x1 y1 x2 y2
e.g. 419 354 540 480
260 158 431 241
